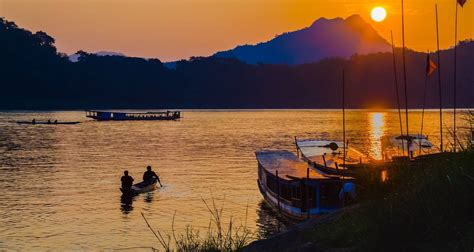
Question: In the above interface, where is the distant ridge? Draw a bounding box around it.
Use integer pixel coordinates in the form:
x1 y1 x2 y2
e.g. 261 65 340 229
214 15 391 65
69 51 126 62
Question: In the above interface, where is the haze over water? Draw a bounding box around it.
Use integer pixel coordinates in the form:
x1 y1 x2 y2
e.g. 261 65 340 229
0 110 469 250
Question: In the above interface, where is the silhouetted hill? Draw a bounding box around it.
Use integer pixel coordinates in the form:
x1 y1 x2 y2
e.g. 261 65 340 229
68 51 126 62
1 18 473 109
214 15 391 65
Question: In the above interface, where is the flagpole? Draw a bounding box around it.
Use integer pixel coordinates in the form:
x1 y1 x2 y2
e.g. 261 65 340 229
435 4 444 152
453 2 459 152
390 30 405 155
420 51 429 155
401 0 410 156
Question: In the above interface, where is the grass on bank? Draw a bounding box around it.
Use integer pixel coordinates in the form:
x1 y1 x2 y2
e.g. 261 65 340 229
141 197 255 252
306 150 474 251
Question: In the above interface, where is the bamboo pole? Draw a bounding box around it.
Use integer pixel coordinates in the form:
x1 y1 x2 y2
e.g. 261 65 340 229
342 69 346 169
453 2 459 152
401 0 410 155
306 167 310 219
390 30 405 155
435 4 444 152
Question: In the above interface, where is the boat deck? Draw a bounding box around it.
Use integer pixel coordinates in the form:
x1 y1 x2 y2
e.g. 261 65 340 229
296 139 369 170
256 150 333 181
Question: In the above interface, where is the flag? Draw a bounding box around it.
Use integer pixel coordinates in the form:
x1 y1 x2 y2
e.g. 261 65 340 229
426 54 437 76
458 0 467 7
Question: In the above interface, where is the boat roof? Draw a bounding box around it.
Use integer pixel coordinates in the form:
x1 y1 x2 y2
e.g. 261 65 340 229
296 139 368 167
255 150 331 181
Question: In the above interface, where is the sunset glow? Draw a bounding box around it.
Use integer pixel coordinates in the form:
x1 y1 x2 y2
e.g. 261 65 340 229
1 0 472 61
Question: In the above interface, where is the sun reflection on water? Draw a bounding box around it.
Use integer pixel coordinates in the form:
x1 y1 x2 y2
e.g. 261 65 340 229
369 112 386 160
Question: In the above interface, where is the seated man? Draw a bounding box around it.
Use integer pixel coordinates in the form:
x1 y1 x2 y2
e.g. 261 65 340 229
143 166 162 186
121 170 134 190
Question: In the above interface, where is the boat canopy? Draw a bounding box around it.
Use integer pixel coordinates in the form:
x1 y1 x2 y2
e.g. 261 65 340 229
255 150 331 181
296 139 367 168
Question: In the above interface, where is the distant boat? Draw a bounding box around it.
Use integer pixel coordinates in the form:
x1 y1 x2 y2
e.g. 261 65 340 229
295 139 368 176
86 110 181 121
256 150 356 220
381 134 434 161
16 121 80 125
120 178 158 195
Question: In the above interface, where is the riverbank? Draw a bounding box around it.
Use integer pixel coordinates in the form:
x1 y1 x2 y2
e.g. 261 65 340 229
244 151 474 251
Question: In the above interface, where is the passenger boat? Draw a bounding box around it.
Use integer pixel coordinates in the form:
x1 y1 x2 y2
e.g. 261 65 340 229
381 134 434 161
120 178 158 195
16 121 80 125
295 139 368 176
86 110 181 121
256 150 356 220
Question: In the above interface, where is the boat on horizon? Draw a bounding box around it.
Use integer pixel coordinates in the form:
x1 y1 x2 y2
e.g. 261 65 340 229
256 150 356 220
86 110 181 121
16 120 80 125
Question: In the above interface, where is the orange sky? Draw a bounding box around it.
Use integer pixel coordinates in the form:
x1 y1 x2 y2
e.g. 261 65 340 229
1 0 472 61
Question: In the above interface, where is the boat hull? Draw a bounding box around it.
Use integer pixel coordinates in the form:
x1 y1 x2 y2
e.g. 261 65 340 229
120 180 157 195
16 121 80 125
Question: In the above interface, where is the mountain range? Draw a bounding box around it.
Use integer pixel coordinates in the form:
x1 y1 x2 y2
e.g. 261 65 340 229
214 15 391 65
1 16 473 109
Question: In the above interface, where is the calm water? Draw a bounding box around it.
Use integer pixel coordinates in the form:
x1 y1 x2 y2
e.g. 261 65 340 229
0 110 469 250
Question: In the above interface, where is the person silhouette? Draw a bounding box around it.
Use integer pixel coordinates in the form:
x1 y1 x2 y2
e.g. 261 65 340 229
143 166 162 186
121 170 134 191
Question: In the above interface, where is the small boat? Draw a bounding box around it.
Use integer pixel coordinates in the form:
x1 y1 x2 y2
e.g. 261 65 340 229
256 150 356 220
381 134 434 161
120 178 158 195
295 139 368 175
16 121 80 125
86 110 181 121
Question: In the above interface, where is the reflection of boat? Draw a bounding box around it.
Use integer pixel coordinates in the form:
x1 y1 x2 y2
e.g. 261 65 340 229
255 200 295 238
295 139 368 175
16 121 80 125
256 150 355 220
381 134 434 161
86 110 181 121
120 178 158 195
120 194 134 214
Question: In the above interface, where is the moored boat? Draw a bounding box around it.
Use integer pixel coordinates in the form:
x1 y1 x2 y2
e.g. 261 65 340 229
256 150 355 220
86 110 181 121
120 178 158 195
295 139 368 175
381 134 434 161
16 121 80 125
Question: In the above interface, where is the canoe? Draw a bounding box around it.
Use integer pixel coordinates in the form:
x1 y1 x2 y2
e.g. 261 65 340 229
16 121 81 125
120 178 158 195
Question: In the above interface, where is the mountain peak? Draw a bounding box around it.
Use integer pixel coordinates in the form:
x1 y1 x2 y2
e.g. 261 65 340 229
214 15 391 65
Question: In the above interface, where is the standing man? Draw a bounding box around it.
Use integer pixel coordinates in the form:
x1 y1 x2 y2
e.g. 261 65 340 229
121 170 134 191
143 166 162 187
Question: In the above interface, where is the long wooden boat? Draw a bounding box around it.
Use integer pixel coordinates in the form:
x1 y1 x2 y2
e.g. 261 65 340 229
295 139 368 176
381 134 434 161
16 121 80 125
256 150 356 220
86 110 181 121
120 178 158 195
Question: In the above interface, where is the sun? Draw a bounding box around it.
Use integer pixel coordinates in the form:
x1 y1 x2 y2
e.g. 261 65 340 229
371 7 387 22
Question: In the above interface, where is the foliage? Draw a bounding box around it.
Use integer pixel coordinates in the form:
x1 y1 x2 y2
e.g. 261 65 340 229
141 198 255 252
307 151 474 251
